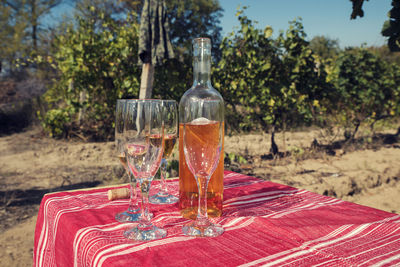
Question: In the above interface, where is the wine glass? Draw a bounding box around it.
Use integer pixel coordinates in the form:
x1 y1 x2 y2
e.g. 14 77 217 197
149 100 179 204
123 99 167 241
182 99 224 237
114 99 141 222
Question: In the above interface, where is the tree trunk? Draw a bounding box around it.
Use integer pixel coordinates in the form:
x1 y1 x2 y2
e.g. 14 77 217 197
351 120 361 141
270 125 279 156
31 0 38 51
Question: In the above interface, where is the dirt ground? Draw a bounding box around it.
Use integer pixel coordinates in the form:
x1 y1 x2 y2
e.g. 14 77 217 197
1 125 399 266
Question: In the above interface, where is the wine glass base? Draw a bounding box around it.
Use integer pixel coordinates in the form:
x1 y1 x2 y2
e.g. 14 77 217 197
115 210 154 223
124 225 167 241
115 210 141 222
149 192 179 204
182 220 224 237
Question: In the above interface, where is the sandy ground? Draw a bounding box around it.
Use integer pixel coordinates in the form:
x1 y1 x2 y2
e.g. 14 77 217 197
0 126 399 266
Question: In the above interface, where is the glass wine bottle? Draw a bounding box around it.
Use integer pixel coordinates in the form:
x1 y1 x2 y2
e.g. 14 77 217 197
178 37 224 220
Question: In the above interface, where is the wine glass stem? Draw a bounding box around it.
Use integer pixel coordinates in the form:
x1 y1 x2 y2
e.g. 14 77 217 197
159 158 168 193
196 175 210 226
139 180 151 227
128 176 139 212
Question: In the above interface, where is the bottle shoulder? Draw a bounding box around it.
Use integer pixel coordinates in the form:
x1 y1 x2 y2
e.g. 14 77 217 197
179 85 224 105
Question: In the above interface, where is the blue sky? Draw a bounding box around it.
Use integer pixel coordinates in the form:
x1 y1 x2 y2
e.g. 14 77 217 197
219 0 392 48
45 0 391 48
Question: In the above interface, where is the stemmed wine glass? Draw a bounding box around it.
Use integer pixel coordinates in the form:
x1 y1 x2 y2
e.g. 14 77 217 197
150 100 179 204
114 99 141 222
182 99 224 237
123 99 167 241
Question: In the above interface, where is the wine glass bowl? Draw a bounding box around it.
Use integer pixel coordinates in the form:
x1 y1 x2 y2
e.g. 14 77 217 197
123 99 167 241
150 100 179 204
184 118 222 177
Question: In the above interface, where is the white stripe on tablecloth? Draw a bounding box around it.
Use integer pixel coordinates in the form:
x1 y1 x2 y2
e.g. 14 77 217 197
267 198 342 219
301 234 400 266
338 222 400 263
51 192 116 261
356 220 400 266
248 192 339 219
239 215 400 267
73 213 192 266
224 179 266 189
74 208 248 266
93 236 194 266
37 174 244 266
223 172 266 189
223 189 339 219
354 234 400 265
250 224 369 266
366 247 400 267
37 191 119 267
285 221 400 266
92 217 255 267
224 189 301 205
37 194 87 267
39 183 331 266
223 217 249 227
237 224 352 267
273 216 400 266
223 190 307 212
73 223 126 267
82 227 129 267
225 217 255 231
152 212 181 224
75 211 186 267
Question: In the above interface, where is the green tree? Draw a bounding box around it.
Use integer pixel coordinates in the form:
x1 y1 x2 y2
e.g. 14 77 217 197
274 19 331 151
74 0 132 23
5 0 64 50
70 0 223 101
40 8 140 138
329 48 397 139
0 1 29 75
1 0 66 77
350 0 400 52
153 0 223 100
39 0 224 139
309 35 340 63
367 45 400 65
215 8 327 154
166 0 223 54
381 0 400 51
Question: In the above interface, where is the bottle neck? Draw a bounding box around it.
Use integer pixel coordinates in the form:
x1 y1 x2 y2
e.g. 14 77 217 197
193 71 211 87
192 41 212 87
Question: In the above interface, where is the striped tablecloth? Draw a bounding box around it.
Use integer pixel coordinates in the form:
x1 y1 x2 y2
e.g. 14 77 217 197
33 171 400 266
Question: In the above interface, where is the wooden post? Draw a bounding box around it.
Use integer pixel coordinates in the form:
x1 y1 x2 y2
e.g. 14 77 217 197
139 63 155 99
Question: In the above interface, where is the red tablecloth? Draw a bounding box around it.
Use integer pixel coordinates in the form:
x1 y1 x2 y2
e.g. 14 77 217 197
33 171 400 266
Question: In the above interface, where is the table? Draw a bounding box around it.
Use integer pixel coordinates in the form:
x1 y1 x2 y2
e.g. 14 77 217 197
33 171 400 266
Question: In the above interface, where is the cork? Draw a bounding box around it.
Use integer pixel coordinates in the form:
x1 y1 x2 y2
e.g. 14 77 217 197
108 187 130 201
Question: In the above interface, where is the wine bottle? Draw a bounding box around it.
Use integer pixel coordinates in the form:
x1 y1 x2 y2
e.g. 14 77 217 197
178 37 224 219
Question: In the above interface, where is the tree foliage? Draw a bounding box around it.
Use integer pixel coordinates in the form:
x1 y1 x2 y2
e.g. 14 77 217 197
329 47 399 139
39 8 140 138
310 35 340 63
19 2 400 150
1 0 65 75
37 0 223 139
0 1 29 74
215 8 329 153
350 0 400 52
152 0 223 100
381 0 400 52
